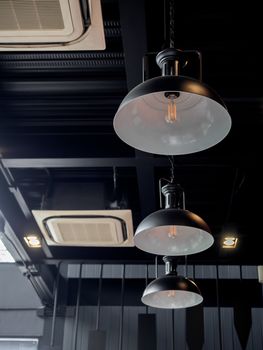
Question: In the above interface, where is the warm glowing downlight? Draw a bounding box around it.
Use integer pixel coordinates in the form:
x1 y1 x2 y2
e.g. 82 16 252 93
222 236 238 249
24 235 42 248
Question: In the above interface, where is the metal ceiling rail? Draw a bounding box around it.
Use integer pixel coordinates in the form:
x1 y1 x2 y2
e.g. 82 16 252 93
3 80 127 94
0 52 125 61
2 157 165 168
2 157 235 169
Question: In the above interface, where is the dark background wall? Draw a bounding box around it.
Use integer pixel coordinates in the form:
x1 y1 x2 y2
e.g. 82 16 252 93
0 263 263 349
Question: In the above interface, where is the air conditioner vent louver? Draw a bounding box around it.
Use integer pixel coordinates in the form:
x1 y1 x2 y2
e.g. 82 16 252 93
0 0 105 50
45 218 126 245
56 222 114 243
32 210 134 247
0 0 64 31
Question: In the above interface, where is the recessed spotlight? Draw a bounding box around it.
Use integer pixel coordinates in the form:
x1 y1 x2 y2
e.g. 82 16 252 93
222 236 238 249
24 235 41 248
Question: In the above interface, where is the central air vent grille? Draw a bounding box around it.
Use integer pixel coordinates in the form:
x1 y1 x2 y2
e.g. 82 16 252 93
0 0 105 50
45 217 127 245
32 210 134 247
0 0 83 43
0 0 64 31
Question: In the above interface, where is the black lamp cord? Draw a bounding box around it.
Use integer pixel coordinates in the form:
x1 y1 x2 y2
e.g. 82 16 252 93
168 156 186 209
168 155 175 183
145 264 149 314
40 168 52 210
50 261 61 347
155 256 158 278
113 167 117 193
169 0 175 48
72 264 82 350
163 0 175 49
96 264 103 330
216 265 223 350
119 264 125 350
184 255 188 277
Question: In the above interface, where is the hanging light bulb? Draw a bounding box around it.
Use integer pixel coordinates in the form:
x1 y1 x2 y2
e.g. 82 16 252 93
168 225 177 238
165 93 178 124
167 290 176 298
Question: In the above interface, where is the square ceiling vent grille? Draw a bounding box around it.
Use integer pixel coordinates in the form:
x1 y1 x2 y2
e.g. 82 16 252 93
32 210 134 247
0 0 105 50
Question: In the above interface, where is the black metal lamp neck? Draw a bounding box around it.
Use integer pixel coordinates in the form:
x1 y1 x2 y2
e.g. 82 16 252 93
163 256 177 275
156 48 181 76
161 183 183 209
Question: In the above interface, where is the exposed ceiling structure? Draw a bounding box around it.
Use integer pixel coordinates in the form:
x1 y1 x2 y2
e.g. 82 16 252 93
0 0 262 289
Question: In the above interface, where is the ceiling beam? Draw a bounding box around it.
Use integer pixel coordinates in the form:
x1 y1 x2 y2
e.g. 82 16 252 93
2 157 237 169
2 157 167 169
119 0 148 90
3 80 126 95
136 151 157 218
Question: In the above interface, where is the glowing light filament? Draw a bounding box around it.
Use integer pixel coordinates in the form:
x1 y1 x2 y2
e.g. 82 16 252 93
167 290 176 298
168 225 177 239
165 94 177 123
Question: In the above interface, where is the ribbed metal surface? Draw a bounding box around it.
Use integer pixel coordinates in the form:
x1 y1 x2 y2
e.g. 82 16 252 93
0 59 125 70
0 52 124 61
66 264 258 280
1 261 262 349
0 52 125 71
62 305 263 350
104 20 121 37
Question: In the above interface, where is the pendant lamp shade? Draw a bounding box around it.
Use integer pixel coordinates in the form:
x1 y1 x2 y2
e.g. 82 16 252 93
113 75 231 155
142 274 203 309
134 208 213 256
142 256 203 309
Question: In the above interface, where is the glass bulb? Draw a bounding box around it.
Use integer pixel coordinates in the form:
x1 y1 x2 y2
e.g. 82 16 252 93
167 290 176 298
165 94 177 124
168 226 177 239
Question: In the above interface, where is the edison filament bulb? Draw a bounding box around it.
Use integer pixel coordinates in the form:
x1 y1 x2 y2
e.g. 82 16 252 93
165 93 178 124
167 290 176 298
168 225 177 239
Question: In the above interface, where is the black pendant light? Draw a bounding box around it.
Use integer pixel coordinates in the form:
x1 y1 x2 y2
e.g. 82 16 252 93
134 177 213 256
113 1 231 155
142 256 203 309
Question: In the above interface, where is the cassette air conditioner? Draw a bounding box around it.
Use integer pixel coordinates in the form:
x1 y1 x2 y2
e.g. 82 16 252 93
0 0 105 50
32 210 134 247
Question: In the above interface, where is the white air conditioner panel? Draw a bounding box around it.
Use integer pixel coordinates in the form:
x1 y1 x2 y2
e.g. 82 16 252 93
0 0 105 50
32 210 134 247
46 217 125 245
0 0 83 43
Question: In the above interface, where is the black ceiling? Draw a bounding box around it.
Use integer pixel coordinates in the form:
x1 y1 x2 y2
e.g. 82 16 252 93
0 0 262 266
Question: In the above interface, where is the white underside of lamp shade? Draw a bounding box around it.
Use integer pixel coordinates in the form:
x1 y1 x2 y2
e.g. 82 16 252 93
142 290 203 309
114 91 231 155
134 225 214 255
